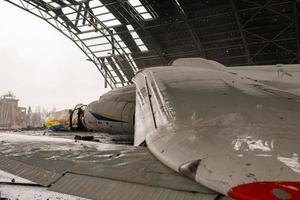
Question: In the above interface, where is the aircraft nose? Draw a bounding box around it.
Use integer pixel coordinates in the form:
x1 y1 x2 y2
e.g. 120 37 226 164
228 182 300 200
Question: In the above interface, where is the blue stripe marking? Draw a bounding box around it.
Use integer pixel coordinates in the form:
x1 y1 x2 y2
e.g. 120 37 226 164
49 124 64 131
90 112 125 123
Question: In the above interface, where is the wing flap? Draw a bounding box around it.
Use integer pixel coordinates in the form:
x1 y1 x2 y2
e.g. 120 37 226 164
0 154 61 186
50 173 219 200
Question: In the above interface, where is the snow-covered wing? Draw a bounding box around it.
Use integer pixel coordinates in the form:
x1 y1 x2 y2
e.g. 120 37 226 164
133 62 300 199
228 64 300 96
172 58 300 96
0 132 227 200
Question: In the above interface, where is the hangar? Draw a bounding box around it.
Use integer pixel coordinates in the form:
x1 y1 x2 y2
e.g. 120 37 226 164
1 1 300 200
4 0 300 88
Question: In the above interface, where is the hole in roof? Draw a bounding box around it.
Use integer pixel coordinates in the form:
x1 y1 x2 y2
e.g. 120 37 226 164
49 2 61 8
127 25 148 52
38 0 139 82
174 0 186 15
128 0 154 20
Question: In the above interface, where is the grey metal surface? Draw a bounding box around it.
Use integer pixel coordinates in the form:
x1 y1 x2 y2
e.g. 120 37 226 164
69 148 214 194
0 132 230 199
0 184 89 200
0 154 61 186
0 167 88 199
0 132 134 174
0 132 214 193
50 173 219 200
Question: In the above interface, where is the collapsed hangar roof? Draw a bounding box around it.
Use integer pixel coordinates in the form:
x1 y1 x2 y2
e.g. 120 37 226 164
5 0 300 88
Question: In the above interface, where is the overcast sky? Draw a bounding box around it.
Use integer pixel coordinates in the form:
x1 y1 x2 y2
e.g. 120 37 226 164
0 1 109 111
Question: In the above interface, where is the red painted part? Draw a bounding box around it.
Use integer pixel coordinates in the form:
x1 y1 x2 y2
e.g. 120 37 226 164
228 182 300 200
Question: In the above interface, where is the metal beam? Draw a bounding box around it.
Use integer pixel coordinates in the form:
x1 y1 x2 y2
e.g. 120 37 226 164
245 30 297 56
249 23 294 60
101 0 169 65
230 0 253 65
5 0 141 88
114 26 141 53
241 0 274 28
242 0 294 23
64 1 137 85
239 0 297 64
170 0 207 58
293 0 300 63
106 57 126 85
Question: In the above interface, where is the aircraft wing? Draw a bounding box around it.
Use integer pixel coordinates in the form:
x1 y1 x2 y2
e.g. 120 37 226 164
133 59 300 199
173 58 300 96
227 64 300 96
0 132 229 200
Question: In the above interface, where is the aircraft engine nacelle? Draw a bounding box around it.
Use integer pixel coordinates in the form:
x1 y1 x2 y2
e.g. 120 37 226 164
83 85 136 135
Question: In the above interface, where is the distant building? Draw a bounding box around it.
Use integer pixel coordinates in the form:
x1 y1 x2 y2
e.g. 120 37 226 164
0 92 27 129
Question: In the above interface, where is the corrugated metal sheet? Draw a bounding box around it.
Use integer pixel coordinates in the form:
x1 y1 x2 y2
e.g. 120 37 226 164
50 173 220 200
0 154 61 186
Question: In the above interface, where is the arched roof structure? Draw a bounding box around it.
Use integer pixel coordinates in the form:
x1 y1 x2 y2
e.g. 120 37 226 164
4 0 300 88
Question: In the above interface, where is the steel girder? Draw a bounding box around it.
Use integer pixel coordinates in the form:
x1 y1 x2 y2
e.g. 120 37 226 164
4 0 139 88
234 0 299 64
4 0 300 77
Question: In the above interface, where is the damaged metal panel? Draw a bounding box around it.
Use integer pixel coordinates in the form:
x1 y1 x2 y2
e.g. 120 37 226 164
69 148 214 194
50 173 220 200
0 133 229 199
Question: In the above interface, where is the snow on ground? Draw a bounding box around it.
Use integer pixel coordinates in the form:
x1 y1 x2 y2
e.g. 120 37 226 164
0 170 33 183
0 185 89 200
0 170 89 200
0 130 133 145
